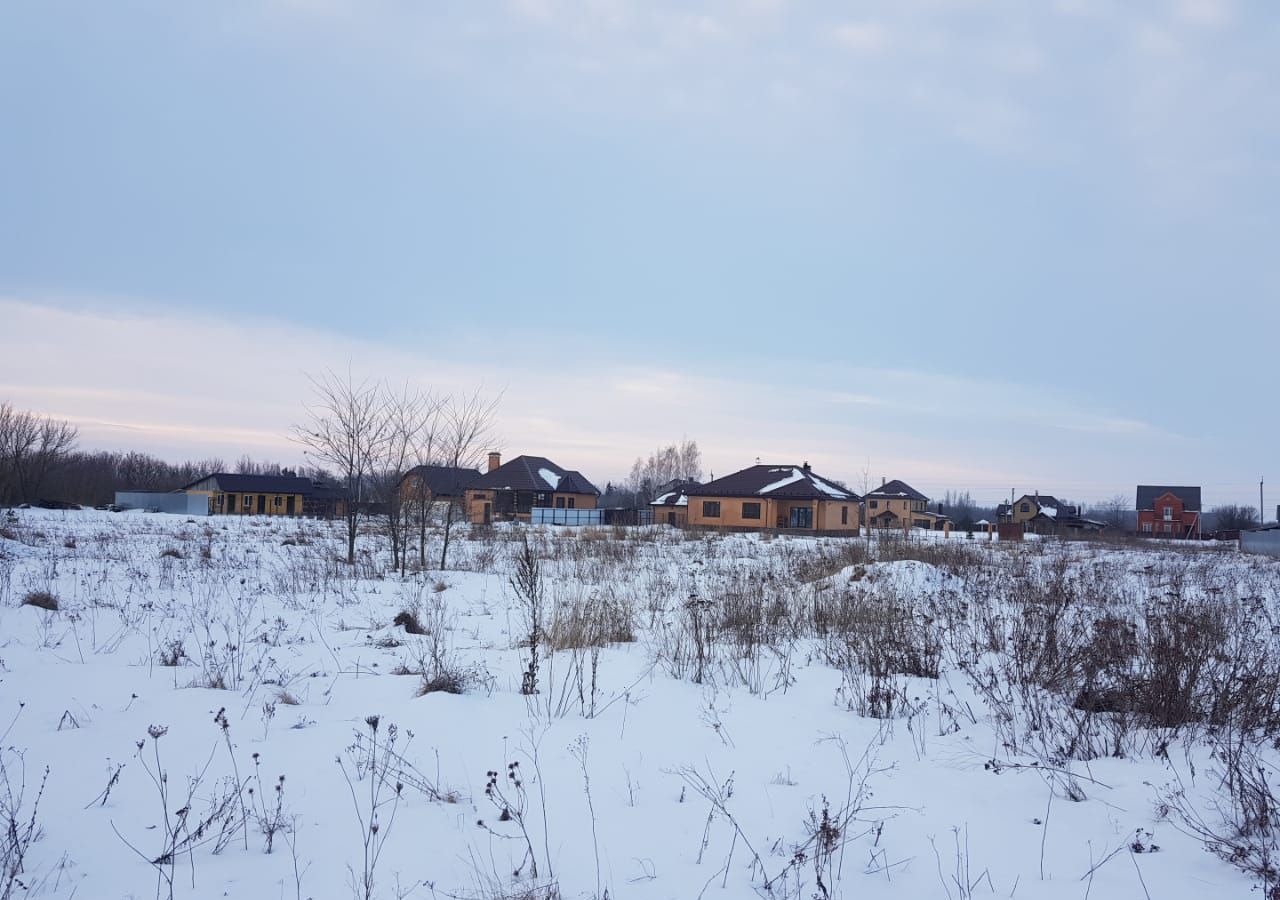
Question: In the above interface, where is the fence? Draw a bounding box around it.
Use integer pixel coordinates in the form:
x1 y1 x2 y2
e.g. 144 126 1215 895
530 508 605 526
528 507 655 527
115 491 209 516
1241 527 1280 559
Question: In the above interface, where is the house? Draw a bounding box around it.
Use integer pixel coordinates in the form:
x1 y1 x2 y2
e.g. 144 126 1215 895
996 493 1106 534
465 452 599 524
183 473 317 517
864 479 949 530
400 465 481 522
684 463 860 532
649 480 701 527
1136 485 1202 539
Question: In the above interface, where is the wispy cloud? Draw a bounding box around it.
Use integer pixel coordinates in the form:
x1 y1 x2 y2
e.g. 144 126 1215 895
0 296 1183 502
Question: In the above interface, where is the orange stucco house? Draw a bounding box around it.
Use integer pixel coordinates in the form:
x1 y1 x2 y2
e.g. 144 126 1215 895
685 463 860 532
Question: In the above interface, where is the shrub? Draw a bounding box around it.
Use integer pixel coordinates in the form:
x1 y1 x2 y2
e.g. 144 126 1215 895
393 609 426 635
20 591 58 611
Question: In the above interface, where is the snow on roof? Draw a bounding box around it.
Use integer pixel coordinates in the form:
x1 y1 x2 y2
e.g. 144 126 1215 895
1040 505 1057 518
757 468 807 495
651 492 674 506
538 468 561 490
808 474 851 498
676 495 688 506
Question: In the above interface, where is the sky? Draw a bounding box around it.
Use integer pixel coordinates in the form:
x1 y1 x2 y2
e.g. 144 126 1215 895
1 0 1277 508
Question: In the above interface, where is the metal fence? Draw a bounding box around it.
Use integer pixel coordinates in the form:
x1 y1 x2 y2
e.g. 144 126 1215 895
115 491 209 516
1241 528 1280 559
530 508 605 526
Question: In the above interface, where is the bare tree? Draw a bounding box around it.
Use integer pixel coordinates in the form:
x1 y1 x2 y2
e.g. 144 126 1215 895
292 371 392 564
1211 504 1259 532
378 385 441 575
437 389 499 570
626 439 702 505
0 402 78 505
1085 494 1131 531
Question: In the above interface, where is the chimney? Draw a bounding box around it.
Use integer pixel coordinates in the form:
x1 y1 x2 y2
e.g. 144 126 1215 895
802 461 811 473
881 477 886 487
487 451 501 472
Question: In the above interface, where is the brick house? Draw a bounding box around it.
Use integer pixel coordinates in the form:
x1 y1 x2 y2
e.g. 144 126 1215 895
864 479 949 531
1136 485 1202 539
465 452 599 524
684 463 860 532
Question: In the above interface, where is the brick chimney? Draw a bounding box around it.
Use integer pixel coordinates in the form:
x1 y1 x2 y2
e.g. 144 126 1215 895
487 451 501 472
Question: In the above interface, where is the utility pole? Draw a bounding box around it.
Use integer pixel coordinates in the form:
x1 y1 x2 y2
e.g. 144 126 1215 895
1262 477 1266 526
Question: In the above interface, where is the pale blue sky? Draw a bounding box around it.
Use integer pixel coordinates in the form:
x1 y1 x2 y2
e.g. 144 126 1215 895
1 0 1277 506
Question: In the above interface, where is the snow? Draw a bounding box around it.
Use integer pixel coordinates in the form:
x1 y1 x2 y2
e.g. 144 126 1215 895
1041 504 1058 517
807 473 852 499
650 492 674 505
757 467 806 494
0 508 1276 899
538 467 561 489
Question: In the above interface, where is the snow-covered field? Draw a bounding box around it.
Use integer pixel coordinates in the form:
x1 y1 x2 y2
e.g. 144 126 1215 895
3 509 1280 900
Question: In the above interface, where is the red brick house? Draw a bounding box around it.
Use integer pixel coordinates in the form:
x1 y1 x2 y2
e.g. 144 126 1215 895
1136 485 1201 539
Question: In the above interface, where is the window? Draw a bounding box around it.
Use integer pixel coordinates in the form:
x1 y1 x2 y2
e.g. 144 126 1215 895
274 496 282 508
703 501 721 518
1163 506 1173 520
1020 503 1030 513
841 506 849 525
567 497 576 509
869 500 879 510
243 495 253 509
742 502 761 520
555 497 566 508
1142 522 1153 532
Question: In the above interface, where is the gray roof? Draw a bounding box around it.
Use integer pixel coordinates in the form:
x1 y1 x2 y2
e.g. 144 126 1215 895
472 455 599 495
182 473 319 494
865 479 929 502
1136 485 1202 512
686 465 859 501
403 465 481 498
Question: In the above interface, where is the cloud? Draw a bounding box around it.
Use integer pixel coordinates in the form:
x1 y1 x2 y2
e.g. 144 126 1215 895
0 295 1174 500
829 21 888 54
1175 0 1231 28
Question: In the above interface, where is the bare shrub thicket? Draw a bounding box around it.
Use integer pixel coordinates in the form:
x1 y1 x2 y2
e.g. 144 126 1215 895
1 746 48 900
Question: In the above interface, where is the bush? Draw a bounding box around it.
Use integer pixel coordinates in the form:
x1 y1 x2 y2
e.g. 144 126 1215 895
20 590 58 611
393 609 426 635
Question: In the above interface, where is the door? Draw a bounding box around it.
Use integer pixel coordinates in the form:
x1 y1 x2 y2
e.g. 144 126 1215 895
483 502 492 525
286 496 296 515
667 511 676 526
789 507 813 529
257 495 266 514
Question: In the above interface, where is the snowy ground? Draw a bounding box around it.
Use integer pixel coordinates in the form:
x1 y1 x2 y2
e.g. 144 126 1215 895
2 509 1279 900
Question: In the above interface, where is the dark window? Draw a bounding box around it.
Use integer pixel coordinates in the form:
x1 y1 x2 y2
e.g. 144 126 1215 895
703 501 721 518
567 497 576 509
742 502 761 520
1020 503 1029 513
869 500 879 509
555 497 566 508
274 496 282 508
841 506 849 525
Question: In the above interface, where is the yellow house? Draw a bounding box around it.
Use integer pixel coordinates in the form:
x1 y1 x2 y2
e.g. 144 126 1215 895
465 453 599 524
182 473 313 517
864 479 949 531
685 463 860 532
